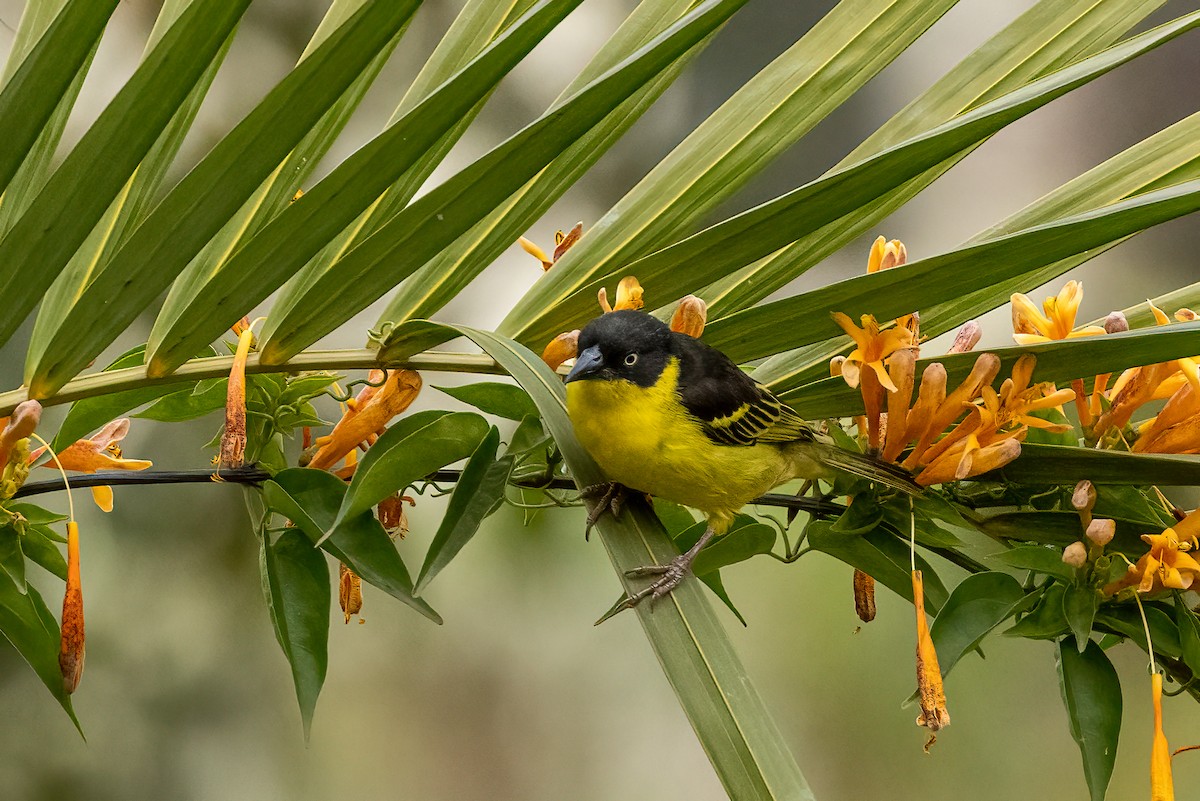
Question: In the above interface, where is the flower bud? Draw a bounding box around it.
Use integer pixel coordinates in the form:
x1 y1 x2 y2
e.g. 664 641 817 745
948 320 982 353
1085 518 1115 547
1103 311 1129 334
1071 480 1096 513
670 295 708 338
1175 308 1197 323
1062 541 1088 568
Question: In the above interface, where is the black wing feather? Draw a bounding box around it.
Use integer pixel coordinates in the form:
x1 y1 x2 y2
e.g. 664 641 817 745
671 333 813 446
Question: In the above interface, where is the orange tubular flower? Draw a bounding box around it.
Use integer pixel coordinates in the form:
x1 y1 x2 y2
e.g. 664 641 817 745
38 419 152 512
913 570 949 750
1151 672 1174 801
308 369 422 471
542 330 580 372
670 295 708 338
831 312 914 392
597 276 644 313
1010 280 1106 345
59 521 85 694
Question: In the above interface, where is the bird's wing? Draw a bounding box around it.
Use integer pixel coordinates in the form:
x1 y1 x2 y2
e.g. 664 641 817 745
672 334 814 446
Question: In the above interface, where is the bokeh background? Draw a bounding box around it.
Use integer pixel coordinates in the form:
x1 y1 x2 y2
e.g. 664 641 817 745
1 0 1199 799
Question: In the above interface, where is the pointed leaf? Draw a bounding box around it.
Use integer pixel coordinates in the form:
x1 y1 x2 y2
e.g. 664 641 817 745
256 0 751 364
434 382 538 421
263 468 440 623
25 0 422 397
929 571 1031 677
259 526 329 738
0 574 80 730
996 445 1200 487
21 525 67 581
506 11 1200 350
1174 594 1200 677
1064 584 1099 653
415 428 512 593
1056 639 1121 801
991 546 1077 582
334 411 489 529
0 0 251 354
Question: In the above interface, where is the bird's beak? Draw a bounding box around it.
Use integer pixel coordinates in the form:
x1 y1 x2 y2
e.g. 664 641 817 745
565 345 604 383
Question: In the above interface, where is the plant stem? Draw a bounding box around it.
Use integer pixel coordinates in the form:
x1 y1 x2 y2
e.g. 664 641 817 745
0 348 507 416
11 466 848 517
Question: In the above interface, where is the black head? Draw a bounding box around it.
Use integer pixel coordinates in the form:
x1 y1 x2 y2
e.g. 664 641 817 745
565 310 673 388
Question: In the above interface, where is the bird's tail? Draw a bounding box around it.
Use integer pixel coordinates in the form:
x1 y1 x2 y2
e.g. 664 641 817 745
808 442 921 495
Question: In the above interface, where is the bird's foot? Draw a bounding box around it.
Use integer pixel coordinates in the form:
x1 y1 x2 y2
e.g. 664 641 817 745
580 481 626 541
614 525 717 613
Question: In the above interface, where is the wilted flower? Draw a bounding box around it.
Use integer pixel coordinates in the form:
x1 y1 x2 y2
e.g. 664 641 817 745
309 369 422 471
218 325 255 469
377 493 413 539
913 569 949 751
853 569 876 623
0 400 41 467
37 419 152 512
59 521 85 693
339 563 363 625
519 222 583 271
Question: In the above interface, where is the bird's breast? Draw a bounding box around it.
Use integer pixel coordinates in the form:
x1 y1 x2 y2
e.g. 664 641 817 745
565 365 790 521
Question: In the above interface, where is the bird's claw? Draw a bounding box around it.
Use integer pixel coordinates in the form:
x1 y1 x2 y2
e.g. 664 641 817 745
581 481 625 541
622 557 691 608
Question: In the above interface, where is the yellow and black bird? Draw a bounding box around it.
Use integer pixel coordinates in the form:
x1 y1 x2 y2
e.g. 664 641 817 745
565 309 916 605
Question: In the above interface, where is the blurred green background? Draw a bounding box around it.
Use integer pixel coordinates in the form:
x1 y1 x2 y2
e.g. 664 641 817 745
1 0 1199 798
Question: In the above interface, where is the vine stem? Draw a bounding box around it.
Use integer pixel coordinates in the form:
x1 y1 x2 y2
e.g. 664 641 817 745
0 348 508 416
11 466 848 517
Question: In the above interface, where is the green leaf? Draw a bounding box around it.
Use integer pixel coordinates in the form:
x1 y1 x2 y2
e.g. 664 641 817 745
1094 605 1181 659
690 518 775 577
500 0 961 343
1064 585 1099 653
24 0 422 397
806 520 948 613
780 319 1200 416
1174 594 1200 677
262 468 439 624
48 344 215 451
147 0 573 375
0 573 80 731
259 525 330 739
991 545 1076 582
1057 639 1121 801
1005 583 1069 640
5 503 68 527
508 11 1200 350
377 321 812 798
21 525 67 581
669 518 755 626
0 0 251 355
134 378 228 423
26 0 237 377
0 524 26 592
0 0 116 199
929 572 1031 677
434 382 538 422
415 427 513 593
705 176 1200 364
374 0 710 327
334 410 489 531
995 445 1200 486
256 0 750 364
699 0 1170 319
145 0 409 371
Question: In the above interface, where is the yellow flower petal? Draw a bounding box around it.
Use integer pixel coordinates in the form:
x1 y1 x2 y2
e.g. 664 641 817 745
90 485 114 513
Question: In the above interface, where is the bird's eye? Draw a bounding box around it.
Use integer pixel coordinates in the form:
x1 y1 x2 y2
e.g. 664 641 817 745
624 352 638 366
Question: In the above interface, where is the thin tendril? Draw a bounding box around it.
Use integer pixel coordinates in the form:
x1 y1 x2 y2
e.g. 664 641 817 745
1133 591 1157 676
29 433 74 522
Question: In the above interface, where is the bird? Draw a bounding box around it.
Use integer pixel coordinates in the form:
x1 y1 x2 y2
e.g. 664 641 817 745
564 309 917 607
